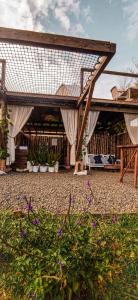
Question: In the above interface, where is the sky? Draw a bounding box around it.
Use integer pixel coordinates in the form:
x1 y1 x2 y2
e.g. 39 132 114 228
0 0 138 98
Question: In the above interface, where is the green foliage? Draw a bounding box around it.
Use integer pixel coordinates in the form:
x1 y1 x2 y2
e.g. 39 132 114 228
0 108 11 150
0 147 9 159
27 151 39 166
47 152 60 167
113 120 126 134
37 143 48 166
0 200 137 300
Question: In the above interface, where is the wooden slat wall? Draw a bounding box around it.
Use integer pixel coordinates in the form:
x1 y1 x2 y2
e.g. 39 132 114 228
88 133 117 155
88 131 133 167
17 131 133 167
18 134 67 164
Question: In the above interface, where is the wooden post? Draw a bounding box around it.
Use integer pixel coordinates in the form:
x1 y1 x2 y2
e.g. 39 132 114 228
134 150 138 188
120 147 124 182
0 60 7 150
76 83 95 161
66 140 70 167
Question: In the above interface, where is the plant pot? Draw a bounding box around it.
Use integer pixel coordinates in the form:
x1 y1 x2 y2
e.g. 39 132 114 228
54 161 59 173
32 165 39 173
29 165 33 173
48 166 55 173
27 161 31 169
0 159 6 172
40 165 48 173
27 161 33 172
66 165 70 171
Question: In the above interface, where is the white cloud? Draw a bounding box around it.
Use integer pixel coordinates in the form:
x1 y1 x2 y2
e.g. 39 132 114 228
82 5 93 23
54 6 71 31
0 0 44 31
71 23 85 35
0 0 89 35
122 0 138 41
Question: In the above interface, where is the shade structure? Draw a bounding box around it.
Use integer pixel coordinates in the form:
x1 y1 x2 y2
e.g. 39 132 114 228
0 27 116 99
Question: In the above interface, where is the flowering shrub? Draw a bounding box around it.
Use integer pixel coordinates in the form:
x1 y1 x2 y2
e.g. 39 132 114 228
0 184 137 300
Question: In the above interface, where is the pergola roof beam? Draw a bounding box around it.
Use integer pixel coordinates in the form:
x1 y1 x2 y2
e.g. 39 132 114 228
81 67 138 78
0 27 116 55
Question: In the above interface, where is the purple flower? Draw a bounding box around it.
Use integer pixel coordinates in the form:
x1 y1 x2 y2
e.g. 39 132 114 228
86 195 93 205
57 228 62 237
20 229 27 238
33 293 36 299
112 215 118 224
26 203 33 212
86 180 91 188
32 219 40 225
92 221 97 228
57 259 64 269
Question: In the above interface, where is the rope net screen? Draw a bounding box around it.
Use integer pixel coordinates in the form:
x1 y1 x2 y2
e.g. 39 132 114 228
0 62 2 85
0 41 100 96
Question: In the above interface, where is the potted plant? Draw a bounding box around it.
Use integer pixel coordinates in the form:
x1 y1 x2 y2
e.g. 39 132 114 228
47 152 61 172
32 152 39 173
38 149 48 173
47 152 56 172
27 151 34 172
0 147 9 172
54 152 60 173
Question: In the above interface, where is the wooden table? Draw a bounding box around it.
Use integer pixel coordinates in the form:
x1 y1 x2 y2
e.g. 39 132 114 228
104 164 120 171
118 145 138 188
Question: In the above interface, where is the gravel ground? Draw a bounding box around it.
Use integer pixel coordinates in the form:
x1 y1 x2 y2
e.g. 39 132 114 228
0 171 138 214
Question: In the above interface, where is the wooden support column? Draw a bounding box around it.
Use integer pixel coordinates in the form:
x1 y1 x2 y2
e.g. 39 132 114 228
76 82 95 161
77 69 84 138
134 150 138 188
0 60 7 150
120 147 124 182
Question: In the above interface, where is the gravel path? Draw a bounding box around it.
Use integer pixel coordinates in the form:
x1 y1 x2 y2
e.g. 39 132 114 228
0 171 137 213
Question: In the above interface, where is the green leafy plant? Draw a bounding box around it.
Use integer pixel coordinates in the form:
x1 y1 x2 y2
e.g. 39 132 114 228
47 152 60 167
0 184 137 300
0 147 9 160
37 144 48 166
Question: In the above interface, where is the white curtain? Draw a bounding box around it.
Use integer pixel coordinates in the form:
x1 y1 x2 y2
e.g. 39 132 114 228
83 111 100 165
7 105 33 164
124 113 138 144
61 109 78 165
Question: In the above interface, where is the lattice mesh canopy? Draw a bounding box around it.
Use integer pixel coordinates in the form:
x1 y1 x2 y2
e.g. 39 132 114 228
0 41 100 96
0 62 2 81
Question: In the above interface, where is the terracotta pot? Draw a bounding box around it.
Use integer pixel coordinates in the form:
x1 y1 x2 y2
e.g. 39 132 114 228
0 159 6 172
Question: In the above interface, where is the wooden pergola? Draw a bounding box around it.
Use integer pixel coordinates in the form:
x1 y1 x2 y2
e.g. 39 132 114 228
0 27 138 167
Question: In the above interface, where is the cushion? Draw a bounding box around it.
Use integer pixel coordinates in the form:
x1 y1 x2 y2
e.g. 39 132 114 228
108 155 116 164
88 155 95 164
101 155 109 164
94 155 103 164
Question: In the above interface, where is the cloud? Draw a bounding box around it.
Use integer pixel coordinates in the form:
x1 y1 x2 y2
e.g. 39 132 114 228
54 6 71 31
0 0 90 35
0 0 44 31
122 0 138 41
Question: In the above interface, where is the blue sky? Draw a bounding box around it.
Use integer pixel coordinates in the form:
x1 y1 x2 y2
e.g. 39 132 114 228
0 0 138 97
